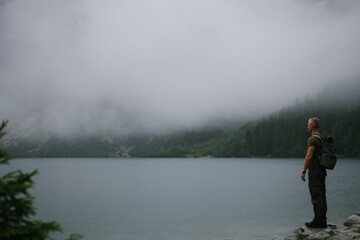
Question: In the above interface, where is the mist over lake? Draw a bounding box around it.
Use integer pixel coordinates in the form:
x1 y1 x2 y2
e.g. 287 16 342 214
2 158 359 240
1 0 360 137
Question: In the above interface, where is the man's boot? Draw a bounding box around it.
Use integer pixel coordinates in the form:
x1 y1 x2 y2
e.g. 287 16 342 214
305 218 327 228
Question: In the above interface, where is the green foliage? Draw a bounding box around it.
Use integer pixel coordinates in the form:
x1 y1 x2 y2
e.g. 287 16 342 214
328 230 336 237
0 120 83 240
296 233 306 240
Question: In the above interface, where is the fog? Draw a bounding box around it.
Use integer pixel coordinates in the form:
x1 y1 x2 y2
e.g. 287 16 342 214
1 0 360 136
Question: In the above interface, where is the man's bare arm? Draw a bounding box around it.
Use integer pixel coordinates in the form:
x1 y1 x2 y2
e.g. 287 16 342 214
301 146 315 181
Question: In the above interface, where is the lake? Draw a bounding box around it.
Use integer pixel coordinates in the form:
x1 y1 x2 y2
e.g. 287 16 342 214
1 158 359 240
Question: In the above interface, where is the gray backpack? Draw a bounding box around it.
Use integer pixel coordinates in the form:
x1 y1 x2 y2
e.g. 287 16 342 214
313 134 337 170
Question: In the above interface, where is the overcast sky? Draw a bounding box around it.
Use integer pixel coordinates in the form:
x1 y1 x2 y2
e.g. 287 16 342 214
1 0 360 136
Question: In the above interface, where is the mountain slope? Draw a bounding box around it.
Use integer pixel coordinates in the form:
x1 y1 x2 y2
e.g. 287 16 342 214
5 80 360 158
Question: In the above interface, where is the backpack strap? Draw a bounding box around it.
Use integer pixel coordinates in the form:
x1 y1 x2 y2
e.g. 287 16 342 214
312 134 321 140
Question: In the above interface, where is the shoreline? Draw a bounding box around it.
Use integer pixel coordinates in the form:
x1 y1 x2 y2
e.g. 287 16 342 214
268 212 360 240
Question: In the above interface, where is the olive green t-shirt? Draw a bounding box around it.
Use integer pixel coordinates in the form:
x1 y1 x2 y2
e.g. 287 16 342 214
307 134 322 169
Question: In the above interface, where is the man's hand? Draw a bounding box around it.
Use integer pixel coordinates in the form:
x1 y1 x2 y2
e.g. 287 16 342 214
301 171 306 181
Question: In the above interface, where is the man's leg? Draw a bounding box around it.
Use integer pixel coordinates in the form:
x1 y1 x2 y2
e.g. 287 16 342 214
307 171 327 227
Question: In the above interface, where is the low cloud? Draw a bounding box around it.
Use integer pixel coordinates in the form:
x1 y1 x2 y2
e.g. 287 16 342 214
1 0 360 136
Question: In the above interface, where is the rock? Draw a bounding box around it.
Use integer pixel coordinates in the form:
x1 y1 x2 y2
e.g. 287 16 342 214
284 233 297 240
328 223 340 230
344 214 360 227
352 224 360 233
305 231 330 240
270 213 360 240
297 227 313 238
345 232 360 239
327 232 352 240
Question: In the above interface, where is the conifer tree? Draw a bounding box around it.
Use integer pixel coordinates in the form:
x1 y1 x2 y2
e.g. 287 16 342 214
0 120 83 240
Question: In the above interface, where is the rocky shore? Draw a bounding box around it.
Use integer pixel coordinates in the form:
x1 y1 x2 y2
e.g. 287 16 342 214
269 212 360 240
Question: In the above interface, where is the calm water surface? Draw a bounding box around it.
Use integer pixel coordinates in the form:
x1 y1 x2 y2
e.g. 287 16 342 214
1 158 359 240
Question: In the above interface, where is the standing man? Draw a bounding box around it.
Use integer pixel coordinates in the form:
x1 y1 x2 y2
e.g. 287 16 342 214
301 117 327 228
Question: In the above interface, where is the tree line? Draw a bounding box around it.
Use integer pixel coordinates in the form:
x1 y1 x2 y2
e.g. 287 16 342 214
140 101 360 158
213 104 360 158
5 101 360 158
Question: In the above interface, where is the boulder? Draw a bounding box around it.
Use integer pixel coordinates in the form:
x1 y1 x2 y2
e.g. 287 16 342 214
344 214 360 227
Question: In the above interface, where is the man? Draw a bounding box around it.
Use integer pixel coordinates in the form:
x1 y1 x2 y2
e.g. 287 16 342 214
301 117 327 228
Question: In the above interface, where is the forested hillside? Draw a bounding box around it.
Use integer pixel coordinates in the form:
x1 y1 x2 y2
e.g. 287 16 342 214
140 102 359 158
144 81 360 158
5 80 360 158
210 104 360 157
6 103 360 158
5 127 227 158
